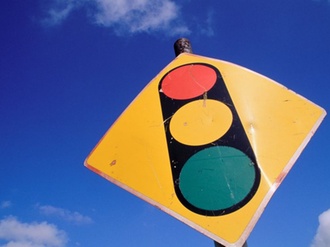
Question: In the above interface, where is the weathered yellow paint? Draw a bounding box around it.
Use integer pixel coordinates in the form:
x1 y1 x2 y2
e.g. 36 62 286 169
85 53 326 247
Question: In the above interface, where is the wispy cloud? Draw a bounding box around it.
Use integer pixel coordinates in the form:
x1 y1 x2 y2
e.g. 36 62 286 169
198 9 215 37
42 0 79 26
311 209 330 247
0 201 12 209
0 216 67 247
42 0 190 36
37 205 93 225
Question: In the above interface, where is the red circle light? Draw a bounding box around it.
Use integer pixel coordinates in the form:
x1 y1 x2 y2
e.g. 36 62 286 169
161 64 217 100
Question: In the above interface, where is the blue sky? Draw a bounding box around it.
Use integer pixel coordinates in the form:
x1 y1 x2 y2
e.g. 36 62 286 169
1 0 330 246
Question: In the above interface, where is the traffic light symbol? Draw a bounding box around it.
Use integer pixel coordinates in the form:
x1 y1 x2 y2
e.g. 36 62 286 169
159 63 261 216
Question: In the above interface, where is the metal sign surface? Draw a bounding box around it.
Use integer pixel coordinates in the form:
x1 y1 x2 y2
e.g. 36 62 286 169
85 53 326 246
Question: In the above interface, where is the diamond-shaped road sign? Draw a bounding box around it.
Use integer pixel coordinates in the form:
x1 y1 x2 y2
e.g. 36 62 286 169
85 53 326 247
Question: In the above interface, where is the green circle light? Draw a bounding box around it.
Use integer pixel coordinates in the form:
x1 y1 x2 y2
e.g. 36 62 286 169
179 146 256 211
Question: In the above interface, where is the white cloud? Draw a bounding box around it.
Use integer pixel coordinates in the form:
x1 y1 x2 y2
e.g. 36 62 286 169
311 209 330 247
37 205 93 225
0 201 12 209
94 0 188 34
0 216 67 247
42 0 190 35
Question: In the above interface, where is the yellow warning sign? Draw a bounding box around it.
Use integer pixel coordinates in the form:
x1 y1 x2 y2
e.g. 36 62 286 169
85 53 326 246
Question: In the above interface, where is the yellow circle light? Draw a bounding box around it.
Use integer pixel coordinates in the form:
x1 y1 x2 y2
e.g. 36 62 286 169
170 99 233 146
